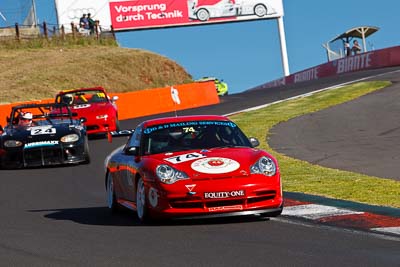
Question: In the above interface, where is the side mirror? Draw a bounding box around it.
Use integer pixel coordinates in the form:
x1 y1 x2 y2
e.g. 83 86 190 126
125 146 138 156
248 137 260 148
111 96 119 102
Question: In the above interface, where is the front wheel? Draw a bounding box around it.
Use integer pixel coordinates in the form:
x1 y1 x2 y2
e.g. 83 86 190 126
196 9 210 21
106 172 119 213
136 177 149 222
254 4 267 17
115 115 121 132
83 136 90 164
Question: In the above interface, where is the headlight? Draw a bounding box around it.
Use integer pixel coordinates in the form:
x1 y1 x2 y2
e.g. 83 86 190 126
60 134 79 143
96 114 108 120
4 140 23 147
156 164 189 184
250 156 276 176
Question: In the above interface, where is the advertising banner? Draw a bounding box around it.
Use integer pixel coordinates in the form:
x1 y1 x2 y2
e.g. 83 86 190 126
109 0 284 31
54 0 283 32
251 46 400 90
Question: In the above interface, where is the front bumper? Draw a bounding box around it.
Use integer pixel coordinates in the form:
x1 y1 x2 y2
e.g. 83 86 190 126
146 178 283 219
0 143 87 168
169 207 283 220
86 121 116 135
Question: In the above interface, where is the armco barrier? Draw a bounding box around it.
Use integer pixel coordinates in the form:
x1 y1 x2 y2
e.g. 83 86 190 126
250 46 400 90
0 81 219 126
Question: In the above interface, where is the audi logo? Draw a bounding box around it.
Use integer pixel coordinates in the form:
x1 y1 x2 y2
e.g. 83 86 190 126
67 8 96 19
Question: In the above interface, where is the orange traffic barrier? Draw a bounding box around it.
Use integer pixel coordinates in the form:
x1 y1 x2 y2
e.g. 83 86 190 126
113 81 219 120
0 81 219 126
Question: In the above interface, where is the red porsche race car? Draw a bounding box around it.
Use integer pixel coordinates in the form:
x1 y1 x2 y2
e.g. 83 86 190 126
55 87 119 135
105 115 283 222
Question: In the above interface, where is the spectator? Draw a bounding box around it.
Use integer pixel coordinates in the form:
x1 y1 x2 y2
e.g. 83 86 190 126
79 13 90 35
79 14 88 29
344 42 351 57
352 40 362 55
87 13 95 35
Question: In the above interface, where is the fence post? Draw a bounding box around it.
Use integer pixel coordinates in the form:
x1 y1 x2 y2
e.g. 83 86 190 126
95 20 99 40
71 22 76 39
43 22 48 39
110 25 116 40
15 23 20 41
61 25 65 40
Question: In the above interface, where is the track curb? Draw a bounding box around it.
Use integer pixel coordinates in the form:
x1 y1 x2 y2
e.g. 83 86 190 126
283 192 400 237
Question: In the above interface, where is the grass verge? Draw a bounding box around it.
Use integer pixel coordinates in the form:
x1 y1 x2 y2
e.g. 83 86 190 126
0 46 192 104
230 81 400 208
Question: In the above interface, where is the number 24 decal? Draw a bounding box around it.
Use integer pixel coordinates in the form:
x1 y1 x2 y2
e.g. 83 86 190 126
31 127 56 135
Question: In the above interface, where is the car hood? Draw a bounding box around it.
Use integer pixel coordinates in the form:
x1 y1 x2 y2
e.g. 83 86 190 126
147 147 271 178
3 123 82 141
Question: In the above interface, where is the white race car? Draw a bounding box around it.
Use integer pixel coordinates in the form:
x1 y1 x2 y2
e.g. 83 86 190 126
188 0 277 22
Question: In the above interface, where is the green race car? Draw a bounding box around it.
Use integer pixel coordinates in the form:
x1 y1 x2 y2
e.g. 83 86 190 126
196 77 229 96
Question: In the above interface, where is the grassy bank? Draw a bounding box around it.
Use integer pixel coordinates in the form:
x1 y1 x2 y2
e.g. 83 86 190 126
0 45 192 104
230 81 400 208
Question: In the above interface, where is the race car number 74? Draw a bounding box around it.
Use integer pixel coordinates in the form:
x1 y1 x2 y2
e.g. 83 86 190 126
165 152 205 164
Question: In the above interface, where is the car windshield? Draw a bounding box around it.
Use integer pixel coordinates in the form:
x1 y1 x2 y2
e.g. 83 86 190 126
58 90 108 105
10 104 76 127
142 120 251 155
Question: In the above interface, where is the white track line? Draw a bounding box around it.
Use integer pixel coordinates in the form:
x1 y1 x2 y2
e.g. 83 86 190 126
371 227 400 235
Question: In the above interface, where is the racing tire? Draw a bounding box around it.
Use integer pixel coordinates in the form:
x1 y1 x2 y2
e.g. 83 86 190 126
136 177 149 223
254 4 267 17
115 117 121 132
83 136 91 164
196 9 210 21
106 172 119 213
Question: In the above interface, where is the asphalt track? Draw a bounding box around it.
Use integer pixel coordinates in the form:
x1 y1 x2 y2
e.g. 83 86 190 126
1 67 400 266
269 69 400 181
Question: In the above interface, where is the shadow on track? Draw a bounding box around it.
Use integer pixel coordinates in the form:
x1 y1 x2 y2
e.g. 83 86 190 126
28 207 271 227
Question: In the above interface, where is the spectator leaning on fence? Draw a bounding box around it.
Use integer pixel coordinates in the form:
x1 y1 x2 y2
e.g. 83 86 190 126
352 40 362 55
79 14 87 29
79 13 90 35
88 13 96 35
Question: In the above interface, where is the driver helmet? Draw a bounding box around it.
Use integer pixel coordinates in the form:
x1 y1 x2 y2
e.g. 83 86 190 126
62 94 74 105
19 112 33 126
21 112 33 120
